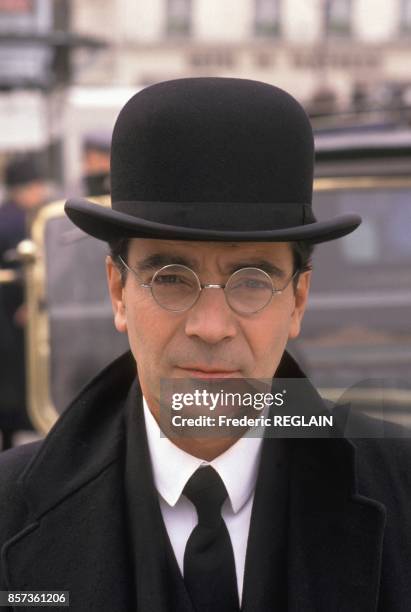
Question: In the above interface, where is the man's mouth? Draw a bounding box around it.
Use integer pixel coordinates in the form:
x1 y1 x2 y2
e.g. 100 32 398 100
175 366 242 379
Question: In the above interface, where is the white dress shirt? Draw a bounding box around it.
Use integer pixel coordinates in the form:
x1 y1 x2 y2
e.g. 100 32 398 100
143 399 264 604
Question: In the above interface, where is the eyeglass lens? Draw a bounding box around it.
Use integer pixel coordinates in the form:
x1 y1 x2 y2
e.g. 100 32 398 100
152 265 200 311
150 265 275 313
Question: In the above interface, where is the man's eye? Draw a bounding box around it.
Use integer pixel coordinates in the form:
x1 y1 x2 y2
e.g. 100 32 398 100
232 278 271 290
154 274 187 285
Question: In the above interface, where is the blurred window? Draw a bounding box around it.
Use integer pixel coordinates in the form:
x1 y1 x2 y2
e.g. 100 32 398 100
324 0 351 37
298 187 411 390
0 0 52 88
399 0 411 33
254 0 281 37
166 0 192 38
311 189 411 293
190 51 235 68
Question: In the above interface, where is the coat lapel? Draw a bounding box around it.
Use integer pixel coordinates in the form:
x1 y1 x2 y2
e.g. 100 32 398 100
241 431 386 612
242 351 386 612
1 352 137 611
2 460 134 611
287 435 386 612
124 380 194 612
241 438 289 611
283 366 387 612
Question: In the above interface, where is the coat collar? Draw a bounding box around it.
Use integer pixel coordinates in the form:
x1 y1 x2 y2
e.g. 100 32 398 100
20 351 137 519
2 350 387 611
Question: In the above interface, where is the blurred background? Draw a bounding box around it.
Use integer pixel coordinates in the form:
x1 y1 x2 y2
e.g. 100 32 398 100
0 0 410 446
0 0 410 191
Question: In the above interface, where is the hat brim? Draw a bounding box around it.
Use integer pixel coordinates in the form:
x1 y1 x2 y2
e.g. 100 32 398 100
65 198 361 244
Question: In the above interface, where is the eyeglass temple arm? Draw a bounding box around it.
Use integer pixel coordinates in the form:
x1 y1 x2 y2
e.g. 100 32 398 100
117 255 148 286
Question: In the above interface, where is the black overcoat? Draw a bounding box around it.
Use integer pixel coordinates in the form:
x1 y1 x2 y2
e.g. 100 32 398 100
0 351 410 611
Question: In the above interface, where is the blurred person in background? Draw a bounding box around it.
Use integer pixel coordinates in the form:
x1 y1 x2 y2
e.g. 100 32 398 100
82 132 111 197
0 153 48 449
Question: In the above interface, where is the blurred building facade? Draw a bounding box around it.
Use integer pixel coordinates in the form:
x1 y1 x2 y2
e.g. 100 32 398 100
1 0 411 188
71 0 411 112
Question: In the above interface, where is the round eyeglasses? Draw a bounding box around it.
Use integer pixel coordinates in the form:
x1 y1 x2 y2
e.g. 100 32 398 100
118 256 299 315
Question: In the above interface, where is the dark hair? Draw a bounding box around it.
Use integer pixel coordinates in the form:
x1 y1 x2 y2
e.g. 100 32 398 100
108 238 314 289
290 240 314 284
108 238 130 284
5 153 48 188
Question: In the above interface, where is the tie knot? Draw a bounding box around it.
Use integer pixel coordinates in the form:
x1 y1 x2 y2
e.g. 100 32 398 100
183 466 228 524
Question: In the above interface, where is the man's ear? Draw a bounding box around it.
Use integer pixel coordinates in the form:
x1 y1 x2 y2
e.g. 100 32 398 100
288 270 311 340
106 256 127 333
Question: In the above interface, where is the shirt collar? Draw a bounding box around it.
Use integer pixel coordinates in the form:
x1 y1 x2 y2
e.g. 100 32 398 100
143 398 264 513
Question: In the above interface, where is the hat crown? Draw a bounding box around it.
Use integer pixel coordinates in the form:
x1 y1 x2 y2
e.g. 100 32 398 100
110 77 314 207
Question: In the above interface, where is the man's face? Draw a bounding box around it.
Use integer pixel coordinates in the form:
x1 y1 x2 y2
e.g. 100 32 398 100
107 239 311 414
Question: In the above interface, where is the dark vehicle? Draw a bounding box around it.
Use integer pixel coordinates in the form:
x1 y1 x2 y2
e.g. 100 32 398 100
289 122 411 426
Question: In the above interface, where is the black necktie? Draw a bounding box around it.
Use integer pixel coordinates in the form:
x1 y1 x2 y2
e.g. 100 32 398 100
183 466 240 612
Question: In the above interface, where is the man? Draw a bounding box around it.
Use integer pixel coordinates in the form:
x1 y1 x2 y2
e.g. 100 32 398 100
81 132 111 196
0 154 48 448
0 154 48 262
0 78 410 611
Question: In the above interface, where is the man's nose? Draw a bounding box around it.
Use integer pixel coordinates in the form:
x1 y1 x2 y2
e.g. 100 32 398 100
184 287 237 344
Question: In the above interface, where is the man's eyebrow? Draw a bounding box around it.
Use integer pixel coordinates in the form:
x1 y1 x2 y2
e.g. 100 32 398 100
135 254 287 278
135 253 195 272
224 260 287 279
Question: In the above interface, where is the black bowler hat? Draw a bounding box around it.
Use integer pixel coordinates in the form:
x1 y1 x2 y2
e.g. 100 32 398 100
65 78 361 243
